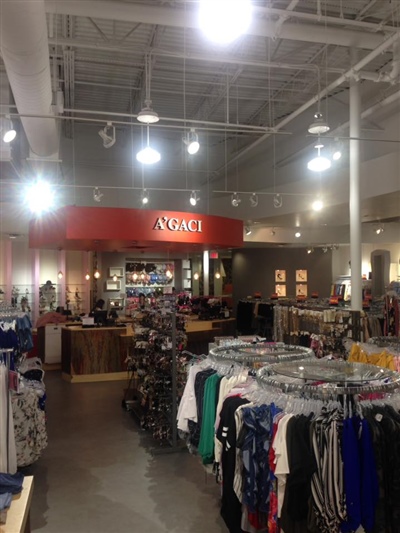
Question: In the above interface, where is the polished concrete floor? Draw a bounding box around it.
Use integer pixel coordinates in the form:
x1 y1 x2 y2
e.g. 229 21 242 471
28 372 226 533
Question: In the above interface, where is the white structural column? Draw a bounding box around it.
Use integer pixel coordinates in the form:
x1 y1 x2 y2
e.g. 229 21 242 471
32 250 40 325
203 251 209 296
58 250 66 307
349 68 362 311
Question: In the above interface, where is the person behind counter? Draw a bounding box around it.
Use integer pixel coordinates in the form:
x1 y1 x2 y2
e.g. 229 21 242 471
90 299 105 315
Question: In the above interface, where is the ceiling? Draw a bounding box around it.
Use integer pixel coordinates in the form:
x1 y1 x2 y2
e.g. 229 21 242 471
0 0 399 247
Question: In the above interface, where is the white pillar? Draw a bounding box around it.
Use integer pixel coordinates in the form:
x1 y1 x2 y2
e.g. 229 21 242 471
58 250 66 307
203 250 209 296
32 249 40 325
349 63 362 311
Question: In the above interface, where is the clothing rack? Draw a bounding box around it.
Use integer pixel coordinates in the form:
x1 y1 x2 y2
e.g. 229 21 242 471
257 360 400 397
209 342 314 366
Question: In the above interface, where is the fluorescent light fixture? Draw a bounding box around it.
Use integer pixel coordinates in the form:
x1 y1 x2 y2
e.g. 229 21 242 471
137 99 159 124
141 189 149 205
295 231 301 238
57 271 63 280
244 226 252 236
1 118 16 143
308 112 330 135
250 193 258 207
190 190 199 206
231 192 241 207
136 145 161 164
184 129 200 155
24 180 55 216
312 199 324 211
273 193 283 209
98 122 116 148
93 187 103 203
199 0 252 44
307 142 332 172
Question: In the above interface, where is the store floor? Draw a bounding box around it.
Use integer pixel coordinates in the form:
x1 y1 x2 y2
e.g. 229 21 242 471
28 371 226 533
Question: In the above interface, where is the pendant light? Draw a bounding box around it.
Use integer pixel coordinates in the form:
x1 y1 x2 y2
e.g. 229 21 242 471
136 126 160 164
94 269 101 280
215 271 221 280
85 272 91 281
57 271 63 280
308 112 330 135
137 55 159 124
112 274 118 282
199 0 252 44
307 142 331 172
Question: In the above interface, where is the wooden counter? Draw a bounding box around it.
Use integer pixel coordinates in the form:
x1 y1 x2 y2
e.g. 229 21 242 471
0 476 34 533
186 317 236 355
61 326 129 383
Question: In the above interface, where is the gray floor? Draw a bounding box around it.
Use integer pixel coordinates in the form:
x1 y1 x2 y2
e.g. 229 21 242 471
28 372 227 533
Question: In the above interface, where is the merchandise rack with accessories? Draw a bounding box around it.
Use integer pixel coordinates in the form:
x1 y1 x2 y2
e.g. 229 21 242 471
123 309 187 452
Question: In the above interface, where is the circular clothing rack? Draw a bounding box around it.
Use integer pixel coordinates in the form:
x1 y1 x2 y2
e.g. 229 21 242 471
257 360 400 396
368 336 400 351
209 342 314 366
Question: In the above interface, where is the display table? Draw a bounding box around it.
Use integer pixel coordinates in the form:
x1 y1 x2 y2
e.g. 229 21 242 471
0 476 34 533
61 326 128 383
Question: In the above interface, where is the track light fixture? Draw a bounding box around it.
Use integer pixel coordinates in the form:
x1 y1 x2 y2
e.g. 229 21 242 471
184 129 200 155
273 193 283 209
308 112 330 135
190 191 199 206
250 193 258 208
295 231 301 238
375 224 384 235
270 228 276 236
307 247 314 254
322 246 328 253
0 117 16 143
231 192 241 207
141 189 149 205
93 187 103 203
244 226 252 236
98 122 116 148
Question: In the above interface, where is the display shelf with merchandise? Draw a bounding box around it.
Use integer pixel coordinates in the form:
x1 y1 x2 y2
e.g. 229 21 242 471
65 284 87 315
182 259 192 294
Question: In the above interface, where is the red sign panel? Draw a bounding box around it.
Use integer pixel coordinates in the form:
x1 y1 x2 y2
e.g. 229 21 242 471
29 206 243 252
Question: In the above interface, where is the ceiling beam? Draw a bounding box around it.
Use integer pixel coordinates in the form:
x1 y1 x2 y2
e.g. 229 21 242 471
45 1 388 50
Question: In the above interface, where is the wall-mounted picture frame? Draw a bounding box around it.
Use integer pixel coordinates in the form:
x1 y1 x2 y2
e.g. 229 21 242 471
275 284 286 297
105 280 122 291
275 270 286 283
109 267 124 278
296 269 307 282
296 284 308 297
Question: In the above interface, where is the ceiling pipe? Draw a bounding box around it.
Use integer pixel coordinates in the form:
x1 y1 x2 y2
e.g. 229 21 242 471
358 41 400 83
44 1 388 50
215 31 400 175
0 0 58 157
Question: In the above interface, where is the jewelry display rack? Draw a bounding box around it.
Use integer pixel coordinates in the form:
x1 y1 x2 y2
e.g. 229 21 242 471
257 360 400 396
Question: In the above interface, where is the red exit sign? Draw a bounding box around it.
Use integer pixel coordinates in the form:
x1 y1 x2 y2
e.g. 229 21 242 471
210 251 219 259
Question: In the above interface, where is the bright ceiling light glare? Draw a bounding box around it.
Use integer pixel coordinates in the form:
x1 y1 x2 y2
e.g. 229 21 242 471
308 112 330 135
231 192 241 207
190 190 199 206
199 0 252 44
112 274 118 282
273 193 283 209
141 189 149 205
1 117 16 143
136 146 161 165
137 99 160 124
24 180 55 216
193 272 200 281
94 269 101 280
332 150 342 161
184 129 200 155
312 199 324 211
85 272 90 281
215 271 221 279
250 193 258 208
307 143 332 172
57 271 63 280
166 269 173 279
295 231 301 238
245 226 252 236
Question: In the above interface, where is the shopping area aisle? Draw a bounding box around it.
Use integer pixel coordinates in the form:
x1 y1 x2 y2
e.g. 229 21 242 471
28 372 226 533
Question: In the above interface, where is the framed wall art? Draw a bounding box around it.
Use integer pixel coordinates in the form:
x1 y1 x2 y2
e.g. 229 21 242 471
275 270 286 283
296 270 307 282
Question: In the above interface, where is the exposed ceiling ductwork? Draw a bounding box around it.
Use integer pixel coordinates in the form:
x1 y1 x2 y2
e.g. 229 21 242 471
0 0 59 157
